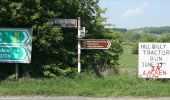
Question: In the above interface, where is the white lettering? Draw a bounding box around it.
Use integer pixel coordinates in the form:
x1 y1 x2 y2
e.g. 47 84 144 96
0 54 11 58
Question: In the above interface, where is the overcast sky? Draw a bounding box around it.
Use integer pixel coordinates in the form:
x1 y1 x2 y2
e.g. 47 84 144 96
99 0 170 29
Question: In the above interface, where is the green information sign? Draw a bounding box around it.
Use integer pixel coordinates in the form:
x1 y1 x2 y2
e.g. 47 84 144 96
0 28 32 63
0 47 29 61
0 29 30 44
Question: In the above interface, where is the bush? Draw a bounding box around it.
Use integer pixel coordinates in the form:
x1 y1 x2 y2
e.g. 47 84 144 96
43 64 73 78
160 33 170 42
131 43 138 54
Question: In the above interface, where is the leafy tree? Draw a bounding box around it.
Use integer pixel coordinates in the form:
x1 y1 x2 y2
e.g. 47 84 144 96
131 34 159 54
0 0 123 78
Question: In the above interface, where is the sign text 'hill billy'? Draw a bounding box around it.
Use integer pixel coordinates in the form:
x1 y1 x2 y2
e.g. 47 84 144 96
138 43 170 78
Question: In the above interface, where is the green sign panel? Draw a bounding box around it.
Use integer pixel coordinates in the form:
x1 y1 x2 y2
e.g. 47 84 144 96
0 28 32 63
0 29 30 44
0 47 29 61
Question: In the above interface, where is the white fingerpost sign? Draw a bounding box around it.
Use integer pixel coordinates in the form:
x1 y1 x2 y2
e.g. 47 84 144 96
138 42 170 78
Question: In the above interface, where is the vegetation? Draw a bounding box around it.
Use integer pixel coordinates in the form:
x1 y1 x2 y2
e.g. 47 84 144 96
1 31 170 96
129 26 170 34
111 28 127 33
130 33 170 54
1 73 170 96
0 0 123 78
119 45 137 69
1 0 168 78
1 0 170 97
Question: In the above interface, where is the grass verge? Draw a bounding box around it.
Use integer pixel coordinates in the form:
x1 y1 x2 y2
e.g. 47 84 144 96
119 45 138 75
119 45 138 68
0 74 170 97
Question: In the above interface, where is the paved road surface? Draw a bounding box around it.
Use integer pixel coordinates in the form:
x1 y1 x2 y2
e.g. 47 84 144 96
0 96 170 100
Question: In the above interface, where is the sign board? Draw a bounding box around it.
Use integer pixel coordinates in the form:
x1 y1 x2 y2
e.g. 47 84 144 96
80 39 111 49
0 28 32 63
0 29 30 45
0 46 29 61
78 27 85 38
138 42 170 78
49 19 77 28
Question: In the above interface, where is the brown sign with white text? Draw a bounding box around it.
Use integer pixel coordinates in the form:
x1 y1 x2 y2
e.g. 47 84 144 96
80 39 111 49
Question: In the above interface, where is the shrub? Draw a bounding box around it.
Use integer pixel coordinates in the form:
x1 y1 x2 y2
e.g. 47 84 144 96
132 43 138 54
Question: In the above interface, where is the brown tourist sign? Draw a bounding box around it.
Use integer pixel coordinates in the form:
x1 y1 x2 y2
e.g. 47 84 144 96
80 39 111 49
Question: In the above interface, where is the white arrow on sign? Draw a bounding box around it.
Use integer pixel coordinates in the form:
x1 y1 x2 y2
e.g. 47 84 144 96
22 31 29 44
21 48 27 60
107 40 111 49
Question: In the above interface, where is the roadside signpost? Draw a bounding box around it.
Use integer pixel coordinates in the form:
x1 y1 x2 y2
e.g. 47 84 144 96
80 39 111 49
49 17 111 73
0 28 32 79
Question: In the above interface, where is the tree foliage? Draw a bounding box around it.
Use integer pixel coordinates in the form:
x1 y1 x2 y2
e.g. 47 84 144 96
0 0 123 78
128 26 170 34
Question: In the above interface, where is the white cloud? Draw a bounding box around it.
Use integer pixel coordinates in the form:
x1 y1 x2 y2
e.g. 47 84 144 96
123 1 150 19
123 7 144 18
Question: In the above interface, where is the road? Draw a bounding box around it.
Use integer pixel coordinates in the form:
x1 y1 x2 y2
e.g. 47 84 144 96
0 96 170 100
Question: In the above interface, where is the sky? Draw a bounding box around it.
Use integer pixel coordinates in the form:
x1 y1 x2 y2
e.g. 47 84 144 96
99 0 170 29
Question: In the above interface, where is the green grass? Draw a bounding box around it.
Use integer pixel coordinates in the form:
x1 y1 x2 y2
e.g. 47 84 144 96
0 75 170 97
118 45 138 75
119 45 138 68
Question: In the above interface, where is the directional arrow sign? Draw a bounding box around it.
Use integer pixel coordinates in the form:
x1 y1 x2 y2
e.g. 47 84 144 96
80 39 111 49
0 46 29 62
0 28 32 63
0 28 31 45
49 19 77 28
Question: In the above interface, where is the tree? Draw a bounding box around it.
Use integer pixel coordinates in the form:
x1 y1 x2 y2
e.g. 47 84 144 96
0 0 123 78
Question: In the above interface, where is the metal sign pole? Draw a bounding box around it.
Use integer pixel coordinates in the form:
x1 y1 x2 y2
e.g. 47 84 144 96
78 40 81 73
15 64 19 79
77 17 81 73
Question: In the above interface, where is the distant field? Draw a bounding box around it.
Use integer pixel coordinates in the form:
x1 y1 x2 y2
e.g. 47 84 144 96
118 45 138 75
